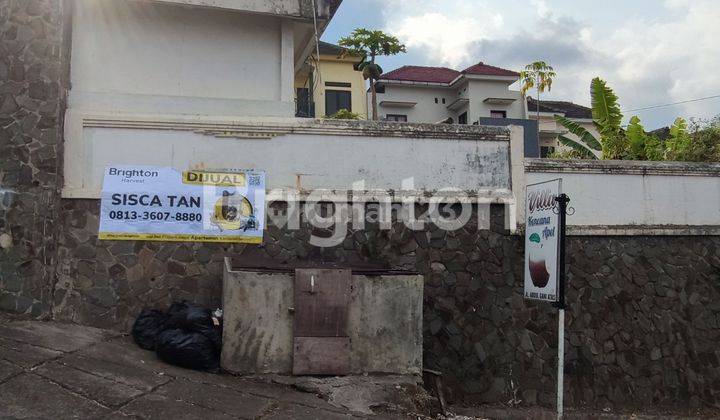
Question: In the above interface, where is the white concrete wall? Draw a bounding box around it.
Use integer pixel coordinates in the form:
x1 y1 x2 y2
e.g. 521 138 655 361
151 0 302 15
374 85 455 123
467 79 525 122
375 78 523 123
523 160 720 234
69 0 294 117
63 116 514 201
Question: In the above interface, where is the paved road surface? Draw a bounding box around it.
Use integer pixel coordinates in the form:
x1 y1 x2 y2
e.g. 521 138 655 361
0 316 398 419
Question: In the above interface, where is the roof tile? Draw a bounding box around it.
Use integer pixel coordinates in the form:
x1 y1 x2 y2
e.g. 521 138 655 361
379 66 461 84
527 97 592 119
379 62 518 84
462 62 519 77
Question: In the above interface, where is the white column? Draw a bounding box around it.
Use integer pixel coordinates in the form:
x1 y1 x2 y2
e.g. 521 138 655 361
280 19 294 104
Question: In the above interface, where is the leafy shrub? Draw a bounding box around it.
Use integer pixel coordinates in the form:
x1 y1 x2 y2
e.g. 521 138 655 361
324 109 362 120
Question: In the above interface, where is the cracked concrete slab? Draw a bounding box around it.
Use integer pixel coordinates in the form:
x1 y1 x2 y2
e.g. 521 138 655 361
0 321 118 352
58 353 171 391
0 373 111 418
155 378 271 419
33 361 146 407
0 337 63 368
75 336 219 383
215 375 352 413
0 318 430 419
0 359 23 382
117 392 236 420
261 402 363 420
267 374 425 415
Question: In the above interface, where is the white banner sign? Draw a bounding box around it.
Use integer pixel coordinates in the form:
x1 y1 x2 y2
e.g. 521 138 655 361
99 166 265 243
524 179 561 302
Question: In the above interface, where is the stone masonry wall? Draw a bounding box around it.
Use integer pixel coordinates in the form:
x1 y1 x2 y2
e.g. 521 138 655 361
50 200 720 410
0 0 67 316
2 0 719 411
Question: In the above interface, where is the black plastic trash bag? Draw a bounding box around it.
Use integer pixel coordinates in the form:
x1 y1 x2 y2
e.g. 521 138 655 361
163 301 191 330
131 308 168 350
131 301 223 372
155 328 220 372
184 306 222 350
162 301 222 351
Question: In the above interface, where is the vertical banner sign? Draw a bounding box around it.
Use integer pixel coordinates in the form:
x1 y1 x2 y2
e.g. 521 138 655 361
99 166 265 243
524 179 561 302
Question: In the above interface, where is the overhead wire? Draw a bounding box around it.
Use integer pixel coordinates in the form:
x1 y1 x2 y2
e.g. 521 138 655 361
623 94 720 113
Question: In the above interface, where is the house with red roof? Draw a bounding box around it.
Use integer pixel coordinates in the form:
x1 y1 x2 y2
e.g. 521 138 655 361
372 62 525 124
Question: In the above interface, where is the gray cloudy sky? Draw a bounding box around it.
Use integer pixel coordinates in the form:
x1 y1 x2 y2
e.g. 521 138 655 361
324 0 720 129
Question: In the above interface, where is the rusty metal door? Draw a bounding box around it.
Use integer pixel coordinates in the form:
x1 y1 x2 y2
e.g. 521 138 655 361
292 268 351 375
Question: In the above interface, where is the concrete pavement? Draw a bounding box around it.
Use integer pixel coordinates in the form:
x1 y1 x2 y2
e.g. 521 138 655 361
4 315 713 420
0 315 421 419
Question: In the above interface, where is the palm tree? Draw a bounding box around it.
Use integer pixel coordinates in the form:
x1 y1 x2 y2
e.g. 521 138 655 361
338 29 406 120
519 61 557 138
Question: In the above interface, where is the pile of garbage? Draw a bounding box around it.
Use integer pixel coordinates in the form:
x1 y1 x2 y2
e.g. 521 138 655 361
131 301 223 372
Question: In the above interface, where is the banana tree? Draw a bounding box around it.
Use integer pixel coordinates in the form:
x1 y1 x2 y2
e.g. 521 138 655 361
338 29 406 120
554 77 624 159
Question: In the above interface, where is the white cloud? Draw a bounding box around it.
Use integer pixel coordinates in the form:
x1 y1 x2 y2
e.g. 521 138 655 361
378 0 720 128
392 12 503 67
382 1 505 68
594 0 720 124
531 0 550 18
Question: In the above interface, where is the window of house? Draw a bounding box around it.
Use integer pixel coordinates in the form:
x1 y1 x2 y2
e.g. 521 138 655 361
458 112 467 125
490 110 507 118
434 98 438 103
442 98 446 104
385 114 407 122
325 90 351 116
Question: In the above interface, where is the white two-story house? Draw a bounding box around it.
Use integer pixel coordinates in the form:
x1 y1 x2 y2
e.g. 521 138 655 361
371 62 524 124
526 98 600 158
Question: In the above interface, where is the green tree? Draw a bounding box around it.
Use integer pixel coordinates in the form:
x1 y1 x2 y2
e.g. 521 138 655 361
338 29 406 120
554 77 638 159
664 117 692 161
555 77 719 162
520 61 557 138
625 116 664 161
685 117 720 162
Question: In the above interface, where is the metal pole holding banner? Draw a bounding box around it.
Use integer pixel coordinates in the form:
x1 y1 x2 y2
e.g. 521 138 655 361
553 193 570 419
524 181 571 419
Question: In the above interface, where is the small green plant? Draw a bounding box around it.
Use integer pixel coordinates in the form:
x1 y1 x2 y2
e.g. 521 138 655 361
324 109 362 120
547 148 591 159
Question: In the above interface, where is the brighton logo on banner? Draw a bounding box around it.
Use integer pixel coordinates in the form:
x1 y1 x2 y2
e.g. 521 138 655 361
523 179 561 302
98 166 265 243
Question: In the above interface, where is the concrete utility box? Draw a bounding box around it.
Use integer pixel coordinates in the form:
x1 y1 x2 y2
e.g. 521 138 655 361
221 258 423 375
